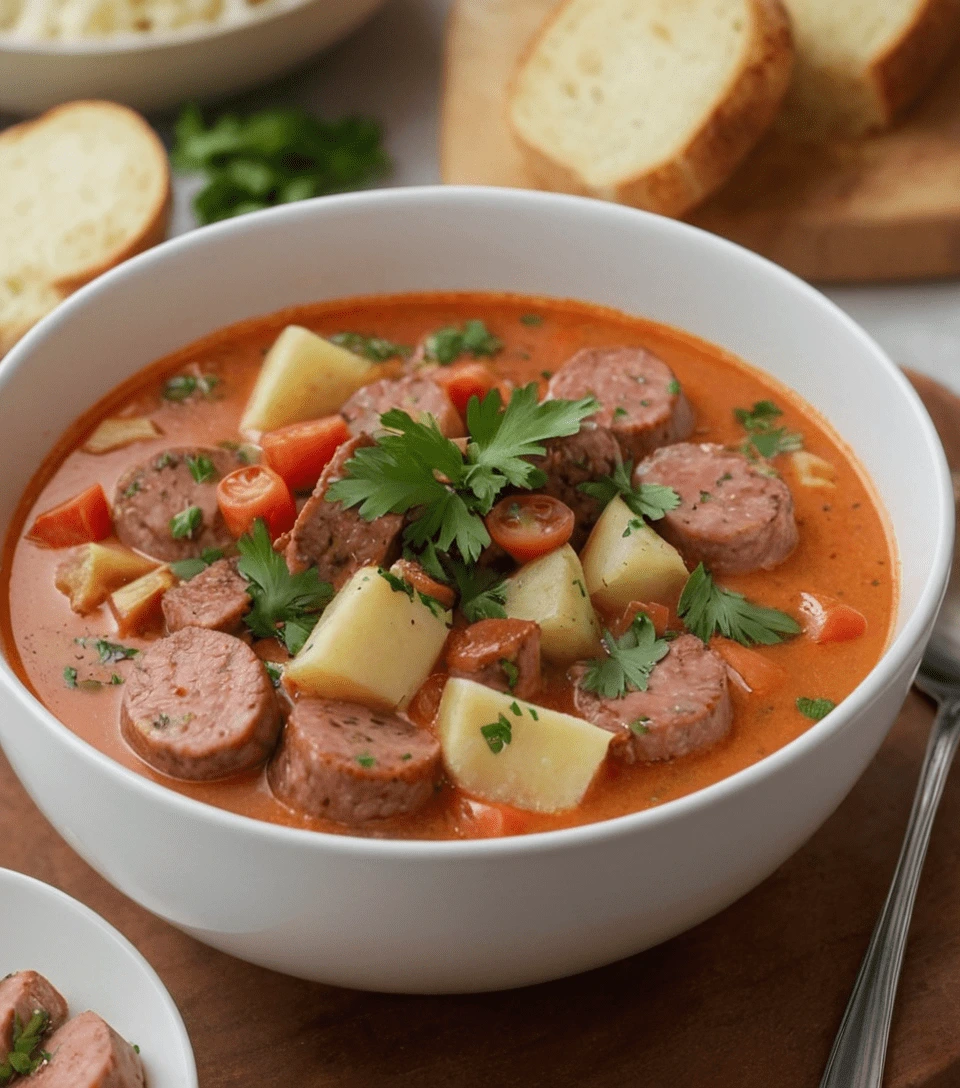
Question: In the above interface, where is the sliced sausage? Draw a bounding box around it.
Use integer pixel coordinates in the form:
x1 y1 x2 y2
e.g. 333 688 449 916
529 425 622 546
162 557 250 634
572 633 732 763
28 1011 144 1088
547 346 694 463
388 559 457 610
121 627 281 780
341 375 464 438
285 435 404 586
635 442 798 574
0 971 67 1055
445 618 542 700
113 446 239 562
268 698 442 824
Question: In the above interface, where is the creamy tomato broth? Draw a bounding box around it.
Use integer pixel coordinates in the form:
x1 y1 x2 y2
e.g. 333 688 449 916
0 293 897 840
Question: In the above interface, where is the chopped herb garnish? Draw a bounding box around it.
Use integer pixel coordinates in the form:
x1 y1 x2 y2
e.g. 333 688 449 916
91 639 139 665
613 406 629 420
63 666 78 689
623 517 644 538
378 567 414 599
528 706 539 720
170 548 224 581
579 460 680 522
122 480 142 499
667 379 681 395
480 713 513 754
110 674 124 685
520 313 543 327
330 332 411 362
501 658 519 691
264 661 283 688
356 753 376 768
424 320 503 365
573 577 587 598
0 1009 50 1083
170 505 203 540
509 700 522 716
451 563 507 622
797 697 836 721
327 384 598 563
401 753 413 761
580 614 670 700
162 373 220 402
154 451 178 470
186 454 217 484
237 519 333 655
153 713 171 729
629 718 651 735
678 563 801 646
734 400 803 459
540 369 553 380
699 490 712 503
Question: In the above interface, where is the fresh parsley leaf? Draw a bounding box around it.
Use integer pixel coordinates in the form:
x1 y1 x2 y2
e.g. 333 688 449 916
170 506 203 540
264 661 284 688
734 400 781 429
734 399 803 459
480 713 513 754
63 666 78 689
0 1009 50 1083
186 454 217 484
580 614 670 700
377 567 414 599
449 561 507 622
330 332 411 362
500 659 519 690
162 373 220 402
797 697 836 721
237 519 333 655
424 320 503 365
578 460 680 521
629 718 651 735
170 548 224 581
678 563 801 646
93 639 139 665
667 379 681 396
356 752 376 768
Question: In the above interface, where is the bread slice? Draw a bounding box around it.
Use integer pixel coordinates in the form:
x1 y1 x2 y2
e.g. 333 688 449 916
779 0 960 137
507 0 794 217
0 100 171 357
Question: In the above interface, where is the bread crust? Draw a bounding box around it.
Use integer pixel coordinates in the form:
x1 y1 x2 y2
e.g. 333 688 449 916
508 0 794 218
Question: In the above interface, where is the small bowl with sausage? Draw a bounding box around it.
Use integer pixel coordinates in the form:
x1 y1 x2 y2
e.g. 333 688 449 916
0 186 951 992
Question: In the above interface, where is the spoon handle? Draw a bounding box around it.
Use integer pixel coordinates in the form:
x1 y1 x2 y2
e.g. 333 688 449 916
819 697 960 1088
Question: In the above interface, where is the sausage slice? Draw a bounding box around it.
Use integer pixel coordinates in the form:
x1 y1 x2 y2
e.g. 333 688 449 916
121 627 281 780
268 698 442 824
572 634 732 763
341 376 464 438
445 619 541 700
635 443 798 574
28 1011 144 1088
547 347 694 462
285 435 403 587
162 558 250 634
0 971 67 1055
113 446 239 562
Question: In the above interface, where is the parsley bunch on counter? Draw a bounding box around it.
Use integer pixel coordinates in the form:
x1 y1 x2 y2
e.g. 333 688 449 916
172 104 391 225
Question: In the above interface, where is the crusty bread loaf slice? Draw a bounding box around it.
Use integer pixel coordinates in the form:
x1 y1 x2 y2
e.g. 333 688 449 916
0 100 170 357
507 0 794 218
780 0 960 137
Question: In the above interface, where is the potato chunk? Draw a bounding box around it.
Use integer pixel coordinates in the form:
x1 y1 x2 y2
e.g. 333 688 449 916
580 497 689 613
504 544 601 664
82 417 161 454
285 566 450 709
790 450 836 488
438 678 611 812
55 541 158 614
240 326 372 434
108 566 176 636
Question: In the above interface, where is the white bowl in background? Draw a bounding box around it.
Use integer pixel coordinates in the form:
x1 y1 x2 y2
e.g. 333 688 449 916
0 187 951 993
0 0 385 115
0 868 196 1085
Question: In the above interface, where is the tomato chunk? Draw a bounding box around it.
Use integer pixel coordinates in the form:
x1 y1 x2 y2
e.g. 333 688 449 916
261 415 350 493
711 637 787 695
26 484 112 548
432 362 497 416
611 600 670 638
799 592 867 644
457 797 532 839
217 465 297 540
485 494 575 563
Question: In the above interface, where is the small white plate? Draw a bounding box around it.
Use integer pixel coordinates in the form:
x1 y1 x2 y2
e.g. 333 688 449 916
0 868 197 1087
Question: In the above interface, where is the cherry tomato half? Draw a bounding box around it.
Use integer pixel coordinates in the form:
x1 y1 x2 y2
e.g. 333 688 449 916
217 465 296 540
485 494 575 563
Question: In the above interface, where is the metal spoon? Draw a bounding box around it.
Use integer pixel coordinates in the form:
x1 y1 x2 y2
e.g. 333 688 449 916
819 480 960 1088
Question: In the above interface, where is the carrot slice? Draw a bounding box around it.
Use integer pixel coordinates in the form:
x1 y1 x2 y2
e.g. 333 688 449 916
711 637 787 695
432 361 497 416
458 798 532 839
261 415 350 493
217 465 297 539
406 672 448 729
799 593 868 644
26 484 112 548
611 600 670 638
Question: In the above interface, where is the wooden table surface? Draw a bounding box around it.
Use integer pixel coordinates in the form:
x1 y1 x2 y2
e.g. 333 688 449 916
3 375 960 1087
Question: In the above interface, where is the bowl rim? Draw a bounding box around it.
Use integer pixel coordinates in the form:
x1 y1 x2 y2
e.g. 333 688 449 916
0 185 952 860
0 867 198 1086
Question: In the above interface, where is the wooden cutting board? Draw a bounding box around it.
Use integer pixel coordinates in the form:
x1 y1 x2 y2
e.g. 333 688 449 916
441 0 960 283
1 374 959 1087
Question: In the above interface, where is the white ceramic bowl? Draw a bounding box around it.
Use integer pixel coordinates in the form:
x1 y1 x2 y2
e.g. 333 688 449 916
0 0 385 114
0 868 196 1085
0 188 952 994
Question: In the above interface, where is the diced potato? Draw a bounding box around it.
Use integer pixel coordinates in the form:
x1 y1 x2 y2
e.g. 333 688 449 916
438 678 611 812
82 417 161 454
580 497 689 613
790 450 837 488
55 541 158 614
285 566 450 709
108 566 176 636
240 326 372 434
504 544 602 664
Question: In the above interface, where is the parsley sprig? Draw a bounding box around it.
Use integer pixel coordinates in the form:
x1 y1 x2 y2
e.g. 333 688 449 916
797 696 836 721
170 548 224 581
0 1010 50 1083
480 713 513 753
581 614 671 700
330 332 411 362
678 564 800 646
424 320 502 365
734 400 803 459
578 460 680 522
237 520 333 654
327 385 598 562
450 562 508 622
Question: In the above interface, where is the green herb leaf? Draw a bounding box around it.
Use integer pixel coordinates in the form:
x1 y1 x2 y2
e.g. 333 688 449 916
330 332 412 362
500 659 519 691
162 373 220 402
377 567 414 599
237 519 333 654
186 454 217 484
356 752 376 768
480 713 513 754
170 506 203 540
578 460 680 521
734 399 803 459
450 562 507 622
0 1009 50 1083
264 661 283 688
519 313 543 327
678 563 801 646
797 696 836 721
170 548 224 581
629 718 651 735
63 666 78 689
580 614 670 700
424 320 503 365
91 639 139 665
